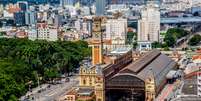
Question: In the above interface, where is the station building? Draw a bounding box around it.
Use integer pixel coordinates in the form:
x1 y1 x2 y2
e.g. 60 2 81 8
61 17 177 101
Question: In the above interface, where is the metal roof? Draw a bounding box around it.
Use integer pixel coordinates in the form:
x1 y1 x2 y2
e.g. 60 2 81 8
121 50 161 74
116 49 176 87
110 47 132 54
77 88 94 96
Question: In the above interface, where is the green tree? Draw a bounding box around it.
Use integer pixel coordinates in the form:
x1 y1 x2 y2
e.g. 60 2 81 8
164 46 170 51
188 34 201 46
152 41 162 48
164 33 176 47
44 68 60 80
0 38 91 100
0 31 6 36
164 28 189 47
132 41 138 49
126 32 137 44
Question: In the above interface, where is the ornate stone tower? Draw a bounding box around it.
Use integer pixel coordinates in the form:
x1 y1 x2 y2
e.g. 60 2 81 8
91 17 103 65
145 71 156 101
95 65 105 101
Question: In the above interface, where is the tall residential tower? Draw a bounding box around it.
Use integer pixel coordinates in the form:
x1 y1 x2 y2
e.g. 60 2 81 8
137 0 160 50
138 0 160 42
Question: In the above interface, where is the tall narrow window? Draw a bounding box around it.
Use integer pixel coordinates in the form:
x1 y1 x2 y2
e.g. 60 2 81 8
83 79 86 85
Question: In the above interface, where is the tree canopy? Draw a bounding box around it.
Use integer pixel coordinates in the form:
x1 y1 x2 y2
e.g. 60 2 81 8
126 32 137 45
188 34 201 46
164 28 189 47
0 38 91 100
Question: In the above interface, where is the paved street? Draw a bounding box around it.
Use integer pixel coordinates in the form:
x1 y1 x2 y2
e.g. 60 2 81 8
20 76 79 101
155 84 174 101
176 24 201 49
155 80 184 101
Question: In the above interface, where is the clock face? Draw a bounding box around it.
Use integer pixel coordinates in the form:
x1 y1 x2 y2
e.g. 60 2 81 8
94 32 101 39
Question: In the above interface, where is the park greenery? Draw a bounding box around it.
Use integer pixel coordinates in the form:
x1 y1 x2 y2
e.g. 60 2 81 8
0 38 91 101
0 32 6 36
164 28 189 47
126 32 137 49
188 34 201 46
152 28 189 49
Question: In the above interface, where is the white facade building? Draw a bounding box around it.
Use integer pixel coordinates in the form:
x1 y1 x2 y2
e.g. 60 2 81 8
106 18 127 45
161 0 193 11
75 19 82 31
28 28 37 41
82 20 92 35
197 70 201 96
138 1 160 42
61 0 75 7
189 53 201 96
37 23 58 41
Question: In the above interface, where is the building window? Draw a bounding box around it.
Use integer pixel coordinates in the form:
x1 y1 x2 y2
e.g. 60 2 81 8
83 79 86 85
89 78 92 85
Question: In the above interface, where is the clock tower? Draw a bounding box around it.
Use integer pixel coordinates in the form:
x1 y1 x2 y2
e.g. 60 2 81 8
91 17 103 65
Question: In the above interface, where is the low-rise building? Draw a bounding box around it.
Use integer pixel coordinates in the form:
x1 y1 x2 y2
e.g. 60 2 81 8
60 30 79 41
63 49 177 101
28 28 37 41
16 30 27 38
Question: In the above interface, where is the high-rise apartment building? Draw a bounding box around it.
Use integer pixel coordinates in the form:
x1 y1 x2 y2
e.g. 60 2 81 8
17 1 28 12
54 14 62 28
25 11 37 26
61 0 76 7
106 18 127 45
75 19 82 31
138 0 160 42
82 19 93 35
14 11 26 26
95 0 106 16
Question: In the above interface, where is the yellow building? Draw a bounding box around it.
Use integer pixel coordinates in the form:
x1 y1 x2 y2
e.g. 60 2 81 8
79 65 105 101
80 18 108 98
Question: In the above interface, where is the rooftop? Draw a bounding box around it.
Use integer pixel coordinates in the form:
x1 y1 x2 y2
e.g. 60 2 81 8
118 49 177 87
122 50 161 74
110 47 132 55
182 73 198 95
77 88 94 96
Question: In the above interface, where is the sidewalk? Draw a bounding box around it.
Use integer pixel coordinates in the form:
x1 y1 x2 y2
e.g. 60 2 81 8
20 84 49 100
156 84 174 101
155 80 182 101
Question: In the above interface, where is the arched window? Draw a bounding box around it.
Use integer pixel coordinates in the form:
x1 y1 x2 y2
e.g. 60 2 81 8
83 79 86 85
89 78 92 85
